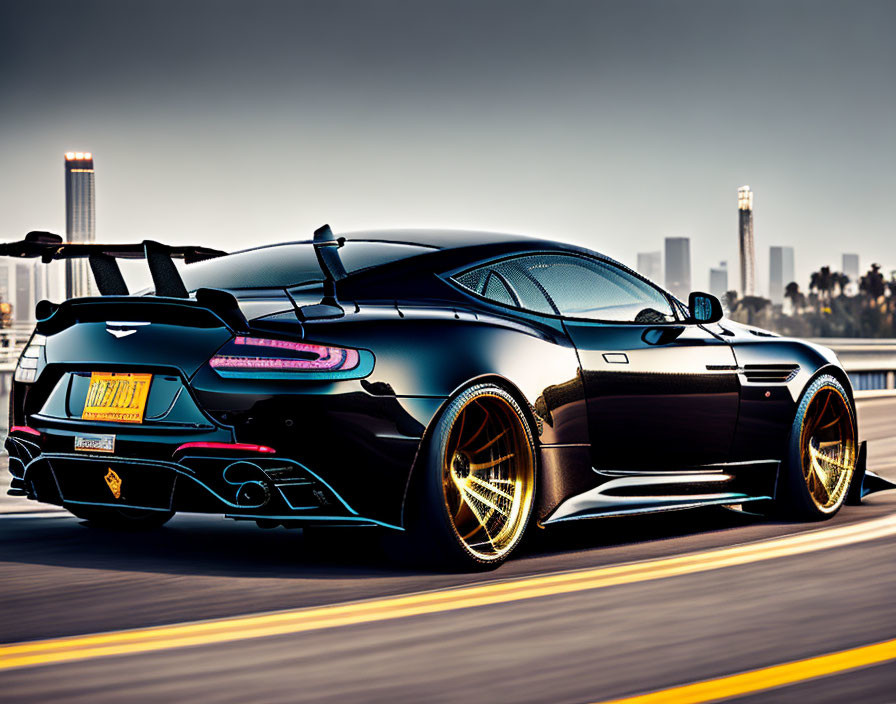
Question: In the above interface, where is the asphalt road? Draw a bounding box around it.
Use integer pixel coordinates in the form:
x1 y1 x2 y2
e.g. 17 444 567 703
2 398 896 702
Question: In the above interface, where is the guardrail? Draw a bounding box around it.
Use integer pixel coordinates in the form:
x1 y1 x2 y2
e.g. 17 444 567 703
807 339 896 394
0 326 29 370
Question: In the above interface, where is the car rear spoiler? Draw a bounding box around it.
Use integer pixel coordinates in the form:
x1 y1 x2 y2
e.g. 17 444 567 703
0 230 226 298
32 290 251 336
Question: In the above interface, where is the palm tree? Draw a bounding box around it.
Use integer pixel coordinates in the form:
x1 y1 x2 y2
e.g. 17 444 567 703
809 266 833 313
784 281 804 313
724 290 738 311
860 264 885 304
832 272 849 297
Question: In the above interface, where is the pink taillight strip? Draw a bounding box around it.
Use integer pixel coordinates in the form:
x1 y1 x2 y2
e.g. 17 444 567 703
210 337 360 371
210 356 355 370
9 425 40 437
233 336 317 353
174 442 276 455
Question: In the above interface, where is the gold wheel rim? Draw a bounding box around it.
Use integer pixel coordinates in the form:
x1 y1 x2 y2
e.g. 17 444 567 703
442 393 535 560
799 385 856 513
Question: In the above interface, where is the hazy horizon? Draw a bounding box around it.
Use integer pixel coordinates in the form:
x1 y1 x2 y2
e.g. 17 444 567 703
2 0 894 297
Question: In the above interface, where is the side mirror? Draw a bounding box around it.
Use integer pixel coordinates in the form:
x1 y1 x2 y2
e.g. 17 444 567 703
687 291 723 324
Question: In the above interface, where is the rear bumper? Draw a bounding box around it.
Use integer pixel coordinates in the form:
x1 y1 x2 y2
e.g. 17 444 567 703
9 371 447 527
6 435 403 529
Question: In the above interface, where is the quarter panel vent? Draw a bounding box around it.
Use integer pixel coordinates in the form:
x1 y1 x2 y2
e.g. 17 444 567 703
743 364 799 383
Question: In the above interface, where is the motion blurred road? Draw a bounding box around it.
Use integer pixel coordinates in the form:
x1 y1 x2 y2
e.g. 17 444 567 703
1 399 895 702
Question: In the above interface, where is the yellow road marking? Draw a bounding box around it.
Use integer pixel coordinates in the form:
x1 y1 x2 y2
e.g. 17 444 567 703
597 637 896 703
2 513 896 672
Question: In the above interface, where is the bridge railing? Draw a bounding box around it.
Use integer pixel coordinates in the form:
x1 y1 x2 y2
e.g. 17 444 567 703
0 327 28 369
806 339 896 396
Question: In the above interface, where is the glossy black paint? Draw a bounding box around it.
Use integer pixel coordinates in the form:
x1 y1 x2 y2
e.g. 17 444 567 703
564 321 739 470
3 229 866 531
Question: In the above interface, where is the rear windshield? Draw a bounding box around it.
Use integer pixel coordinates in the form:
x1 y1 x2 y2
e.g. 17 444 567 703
181 241 433 291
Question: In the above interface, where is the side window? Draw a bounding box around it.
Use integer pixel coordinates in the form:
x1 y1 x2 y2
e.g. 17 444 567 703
453 259 556 314
521 254 675 322
482 271 516 307
452 253 675 322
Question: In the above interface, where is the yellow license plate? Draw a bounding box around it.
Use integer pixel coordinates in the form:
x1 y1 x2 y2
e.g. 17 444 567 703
82 373 153 424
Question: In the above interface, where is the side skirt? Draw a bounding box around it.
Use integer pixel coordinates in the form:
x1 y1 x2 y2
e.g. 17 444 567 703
542 460 779 525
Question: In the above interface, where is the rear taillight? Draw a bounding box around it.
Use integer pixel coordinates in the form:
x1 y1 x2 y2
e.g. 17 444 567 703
174 441 276 455
15 334 46 383
209 336 372 379
9 425 40 437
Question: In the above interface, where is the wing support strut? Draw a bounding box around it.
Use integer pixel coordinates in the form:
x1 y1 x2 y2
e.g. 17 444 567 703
296 223 347 320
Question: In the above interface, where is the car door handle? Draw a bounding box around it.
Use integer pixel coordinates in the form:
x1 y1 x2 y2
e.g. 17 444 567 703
603 353 629 364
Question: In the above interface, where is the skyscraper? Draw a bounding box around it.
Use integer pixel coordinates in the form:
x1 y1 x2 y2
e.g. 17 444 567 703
0 262 10 328
738 185 755 296
14 263 33 322
637 251 662 284
0 262 10 309
769 246 795 305
664 237 691 300
842 253 859 285
10 262 46 322
709 261 728 300
65 151 96 298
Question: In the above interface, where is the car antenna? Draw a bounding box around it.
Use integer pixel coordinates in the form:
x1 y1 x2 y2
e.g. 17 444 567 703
296 224 347 320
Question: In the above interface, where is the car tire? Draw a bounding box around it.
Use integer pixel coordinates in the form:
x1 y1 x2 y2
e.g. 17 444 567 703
67 505 175 530
407 383 538 571
774 374 858 521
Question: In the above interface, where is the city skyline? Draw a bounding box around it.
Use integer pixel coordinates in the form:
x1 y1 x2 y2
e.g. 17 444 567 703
8 152 884 308
2 1 894 297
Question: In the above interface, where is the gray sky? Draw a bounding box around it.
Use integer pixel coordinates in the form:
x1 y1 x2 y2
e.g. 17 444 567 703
2 0 894 295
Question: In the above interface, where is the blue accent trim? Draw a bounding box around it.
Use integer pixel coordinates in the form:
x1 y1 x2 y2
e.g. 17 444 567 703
64 499 172 513
7 435 40 455
7 455 26 479
224 513 403 531
23 452 365 519
275 486 319 511
177 454 359 515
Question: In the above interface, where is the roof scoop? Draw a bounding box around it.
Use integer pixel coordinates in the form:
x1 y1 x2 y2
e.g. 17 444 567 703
296 224 347 320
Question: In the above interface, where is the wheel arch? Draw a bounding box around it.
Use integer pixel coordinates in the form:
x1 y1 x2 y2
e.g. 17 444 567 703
777 368 859 518
796 364 858 433
815 363 856 406
398 373 542 529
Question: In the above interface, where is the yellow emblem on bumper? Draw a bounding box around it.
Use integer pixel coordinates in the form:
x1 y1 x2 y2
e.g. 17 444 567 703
104 468 122 499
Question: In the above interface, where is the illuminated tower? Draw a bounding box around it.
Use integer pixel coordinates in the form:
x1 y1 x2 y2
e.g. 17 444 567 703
64 151 96 298
738 186 755 296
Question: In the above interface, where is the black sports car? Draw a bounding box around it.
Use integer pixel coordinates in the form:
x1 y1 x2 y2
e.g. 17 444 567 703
2 227 892 568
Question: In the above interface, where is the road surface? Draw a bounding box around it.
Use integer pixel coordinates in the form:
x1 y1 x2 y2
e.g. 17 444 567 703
1 398 895 702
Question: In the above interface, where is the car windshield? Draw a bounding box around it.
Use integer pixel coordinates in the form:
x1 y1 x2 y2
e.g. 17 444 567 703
181 241 433 291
